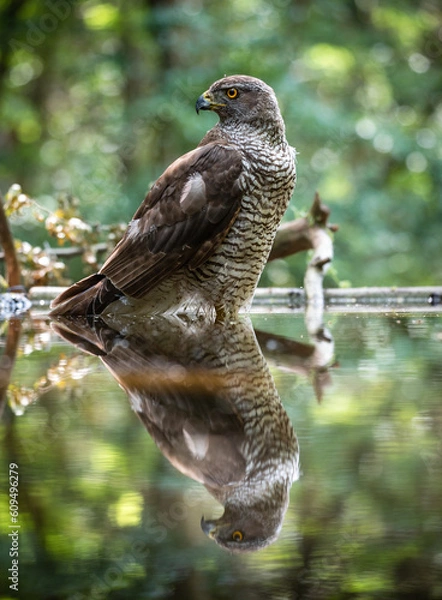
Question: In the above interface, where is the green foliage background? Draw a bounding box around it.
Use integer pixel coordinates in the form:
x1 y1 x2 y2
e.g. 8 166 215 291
0 0 441 287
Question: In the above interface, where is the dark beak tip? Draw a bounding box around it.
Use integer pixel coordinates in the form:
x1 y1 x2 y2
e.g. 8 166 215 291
195 95 211 114
200 515 215 536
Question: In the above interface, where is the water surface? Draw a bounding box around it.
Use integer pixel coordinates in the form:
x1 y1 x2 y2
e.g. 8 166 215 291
1 307 442 599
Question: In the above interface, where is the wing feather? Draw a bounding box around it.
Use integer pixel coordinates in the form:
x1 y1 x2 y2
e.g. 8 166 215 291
100 143 243 299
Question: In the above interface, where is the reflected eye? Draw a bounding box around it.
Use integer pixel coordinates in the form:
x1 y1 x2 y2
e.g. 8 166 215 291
226 88 238 99
232 530 243 542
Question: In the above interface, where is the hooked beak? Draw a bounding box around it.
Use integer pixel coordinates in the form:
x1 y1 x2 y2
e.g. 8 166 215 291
200 516 217 538
195 92 213 114
196 91 226 114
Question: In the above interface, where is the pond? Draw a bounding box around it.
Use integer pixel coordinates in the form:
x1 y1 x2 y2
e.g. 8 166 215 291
1 296 442 599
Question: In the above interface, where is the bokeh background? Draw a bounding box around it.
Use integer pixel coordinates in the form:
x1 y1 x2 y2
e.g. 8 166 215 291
0 0 441 288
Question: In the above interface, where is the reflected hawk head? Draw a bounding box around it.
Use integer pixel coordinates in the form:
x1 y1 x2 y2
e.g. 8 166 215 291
200 499 287 553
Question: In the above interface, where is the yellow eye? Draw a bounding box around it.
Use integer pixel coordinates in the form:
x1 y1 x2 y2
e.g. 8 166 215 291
232 530 243 542
226 88 238 99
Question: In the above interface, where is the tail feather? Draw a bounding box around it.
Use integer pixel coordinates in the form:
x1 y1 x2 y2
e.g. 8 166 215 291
49 273 123 317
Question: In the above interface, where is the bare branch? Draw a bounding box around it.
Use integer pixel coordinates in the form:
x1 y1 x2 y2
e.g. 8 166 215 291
269 191 338 262
0 191 21 288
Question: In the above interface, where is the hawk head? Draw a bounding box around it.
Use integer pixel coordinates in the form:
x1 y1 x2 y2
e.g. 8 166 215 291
196 75 281 126
200 498 287 553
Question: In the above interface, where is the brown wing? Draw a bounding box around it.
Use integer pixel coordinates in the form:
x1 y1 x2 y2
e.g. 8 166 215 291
100 143 243 299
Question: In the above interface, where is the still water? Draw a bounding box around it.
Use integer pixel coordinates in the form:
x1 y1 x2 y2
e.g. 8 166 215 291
1 305 442 599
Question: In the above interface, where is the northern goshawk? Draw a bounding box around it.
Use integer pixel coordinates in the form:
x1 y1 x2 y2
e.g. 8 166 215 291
50 75 296 319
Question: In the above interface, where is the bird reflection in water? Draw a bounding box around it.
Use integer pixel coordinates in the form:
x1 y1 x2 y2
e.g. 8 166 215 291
52 314 300 552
